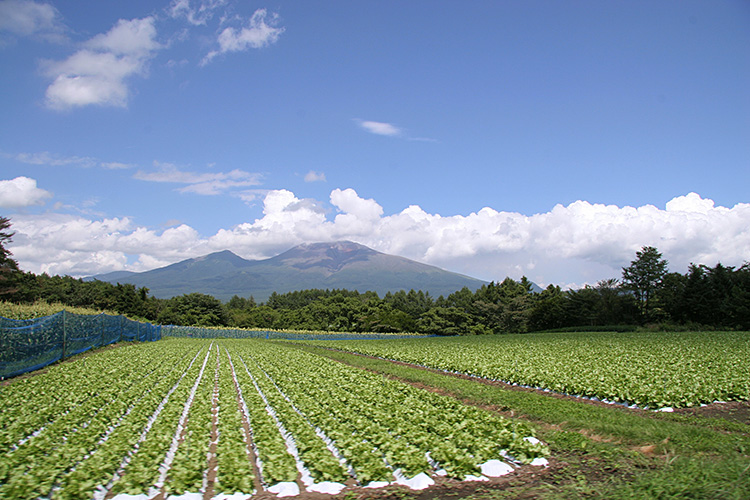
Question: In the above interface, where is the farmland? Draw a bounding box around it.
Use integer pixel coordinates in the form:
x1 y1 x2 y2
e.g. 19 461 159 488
0 338 547 499
306 331 750 409
1 331 749 499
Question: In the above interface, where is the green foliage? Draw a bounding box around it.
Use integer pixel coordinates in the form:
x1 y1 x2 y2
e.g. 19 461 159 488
157 293 228 326
308 331 750 409
231 339 547 482
0 216 20 298
2 338 552 497
622 246 669 321
0 300 110 319
6 272 158 320
3 242 749 334
0 339 205 499
608 455 750 500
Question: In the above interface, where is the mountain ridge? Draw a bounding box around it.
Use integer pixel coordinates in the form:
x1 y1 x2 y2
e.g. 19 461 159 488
88 241 489 302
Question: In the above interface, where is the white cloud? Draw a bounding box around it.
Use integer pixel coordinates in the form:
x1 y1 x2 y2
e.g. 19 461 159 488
304 170 326 182
0 176 52 208
331 187 383 220
43 17 160 110
13 151 97 167
101 161 133 170
355 119 437 142
0 0 66 42
6 191 750 287
357 120 401 137
169 0 226 26
86 17 161 56
134 161 262 195
8 150 133 171
202 8 283 65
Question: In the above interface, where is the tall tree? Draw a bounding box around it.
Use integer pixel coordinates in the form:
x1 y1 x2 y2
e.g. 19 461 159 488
621 246 668 321
0 216 20 297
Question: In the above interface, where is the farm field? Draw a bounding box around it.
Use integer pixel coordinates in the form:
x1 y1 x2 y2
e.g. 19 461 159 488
0 338 548 500
305 331 750 409
1 331 749 500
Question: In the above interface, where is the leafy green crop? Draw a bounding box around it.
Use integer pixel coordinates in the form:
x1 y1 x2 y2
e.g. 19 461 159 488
306 331 750 409
1 337 551 498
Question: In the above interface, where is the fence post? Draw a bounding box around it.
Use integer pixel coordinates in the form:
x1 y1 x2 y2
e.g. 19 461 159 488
119 315 123 343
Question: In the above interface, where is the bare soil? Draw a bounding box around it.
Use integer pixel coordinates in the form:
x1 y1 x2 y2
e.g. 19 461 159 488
673 400 750 426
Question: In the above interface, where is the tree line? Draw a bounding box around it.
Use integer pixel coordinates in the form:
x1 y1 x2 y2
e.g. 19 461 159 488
1 216 748 332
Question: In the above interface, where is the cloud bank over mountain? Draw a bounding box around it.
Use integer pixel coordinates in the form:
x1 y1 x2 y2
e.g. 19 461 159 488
6 186 749 289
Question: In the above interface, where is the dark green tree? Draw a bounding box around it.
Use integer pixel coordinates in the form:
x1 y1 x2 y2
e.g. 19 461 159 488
416 307 472 335
621 246 668 321
0 216 20 297
528 285 566 331
728 263 750 330
158 293 228 326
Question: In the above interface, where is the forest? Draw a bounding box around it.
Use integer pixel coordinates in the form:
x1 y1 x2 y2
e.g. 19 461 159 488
2 214 748 334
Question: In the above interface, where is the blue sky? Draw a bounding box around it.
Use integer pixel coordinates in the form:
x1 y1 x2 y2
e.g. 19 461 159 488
1 0 749 289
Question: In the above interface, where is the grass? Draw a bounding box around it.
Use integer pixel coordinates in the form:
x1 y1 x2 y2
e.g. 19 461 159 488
293 343 750 499
0 300 113 320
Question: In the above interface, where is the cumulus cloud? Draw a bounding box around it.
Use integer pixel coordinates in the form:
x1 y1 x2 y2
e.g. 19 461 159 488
357 119 401 137
331 188 383 221
304 170 326 182
0 176 52 208
6 190 750 286
0 0 66 43
201 8 284 65
43 17 161 110
134 161 262 195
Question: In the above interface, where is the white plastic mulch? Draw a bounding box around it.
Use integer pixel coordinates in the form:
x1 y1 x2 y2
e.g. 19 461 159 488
212 494 252 500
480 459 515 476
306 481 347 494
394 470 435 490
267 481 300 497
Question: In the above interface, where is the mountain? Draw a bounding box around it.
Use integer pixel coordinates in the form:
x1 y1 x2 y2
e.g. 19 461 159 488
88 241 489 302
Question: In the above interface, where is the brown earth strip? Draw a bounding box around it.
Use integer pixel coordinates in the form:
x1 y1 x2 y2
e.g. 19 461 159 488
204 345 221 499
229 351 266 494
152 348 213 500
673 400 750 426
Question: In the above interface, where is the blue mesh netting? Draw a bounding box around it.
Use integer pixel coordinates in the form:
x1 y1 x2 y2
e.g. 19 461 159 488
0 311 161 379
162 325 430 341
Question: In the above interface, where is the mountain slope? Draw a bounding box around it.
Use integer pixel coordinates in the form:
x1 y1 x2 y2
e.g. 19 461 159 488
89 241 488 302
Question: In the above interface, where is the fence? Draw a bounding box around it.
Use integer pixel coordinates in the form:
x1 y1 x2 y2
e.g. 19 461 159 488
0 311 161 379
162 324 430 341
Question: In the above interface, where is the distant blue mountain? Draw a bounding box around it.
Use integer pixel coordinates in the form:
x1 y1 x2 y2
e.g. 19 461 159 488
89 241 491 302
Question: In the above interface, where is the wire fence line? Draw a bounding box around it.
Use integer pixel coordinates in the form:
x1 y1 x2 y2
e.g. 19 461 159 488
0 313 430 379
0 311 161 379
161 324 431 341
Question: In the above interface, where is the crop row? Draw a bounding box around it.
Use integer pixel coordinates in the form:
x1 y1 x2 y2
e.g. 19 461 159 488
231 340 547 485
304 331 750 408
0 338 549 498
0 339 206 499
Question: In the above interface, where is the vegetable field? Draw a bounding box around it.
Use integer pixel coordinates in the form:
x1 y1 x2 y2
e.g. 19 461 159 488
306 331 750 409
0 338 548 500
